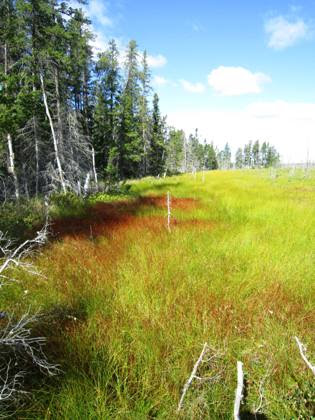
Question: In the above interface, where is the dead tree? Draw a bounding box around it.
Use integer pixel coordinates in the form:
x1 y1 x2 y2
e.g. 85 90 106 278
0 221 59 404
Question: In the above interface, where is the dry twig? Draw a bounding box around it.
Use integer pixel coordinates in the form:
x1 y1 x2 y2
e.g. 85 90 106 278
177 342 208 412
294 336 315 375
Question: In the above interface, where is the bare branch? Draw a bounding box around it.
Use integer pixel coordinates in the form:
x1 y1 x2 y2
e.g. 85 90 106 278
294 336 315 375
177 342 208 412
0 219 49 286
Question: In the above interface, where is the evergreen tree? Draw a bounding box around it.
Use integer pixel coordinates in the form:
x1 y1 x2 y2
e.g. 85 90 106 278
139 50 151 176
235 147 243 169
204 142 218 170
165 128 185 174
118 40 141 179
261 141 268 167
93 39 121 180
243 141 252 168
266 144 280 167
252 140 260 168
148 93 165 176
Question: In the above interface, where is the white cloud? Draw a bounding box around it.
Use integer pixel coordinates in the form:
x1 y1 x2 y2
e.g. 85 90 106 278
265 16 308 49
69 0 112 27
147 54 167 68
88 0 112 26
167 101 315 163
153 75 169 86
90 30 109 55
180 79 205 93
208 66 271 96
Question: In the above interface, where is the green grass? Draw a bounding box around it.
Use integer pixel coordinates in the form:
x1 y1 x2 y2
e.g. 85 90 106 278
1 169 314 419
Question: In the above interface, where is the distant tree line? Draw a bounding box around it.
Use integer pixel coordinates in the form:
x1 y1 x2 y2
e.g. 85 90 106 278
0 0 280 202
165 135 280 173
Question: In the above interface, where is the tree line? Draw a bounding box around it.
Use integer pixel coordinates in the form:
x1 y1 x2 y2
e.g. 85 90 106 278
0 0 280 202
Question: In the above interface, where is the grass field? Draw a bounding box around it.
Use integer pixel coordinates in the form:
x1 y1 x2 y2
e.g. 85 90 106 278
2 169 315 419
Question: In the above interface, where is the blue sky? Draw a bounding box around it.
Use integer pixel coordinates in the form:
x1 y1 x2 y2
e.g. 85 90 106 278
74 0 315 162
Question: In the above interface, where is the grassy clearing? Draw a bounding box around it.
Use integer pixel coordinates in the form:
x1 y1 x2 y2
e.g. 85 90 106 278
2 169 315 418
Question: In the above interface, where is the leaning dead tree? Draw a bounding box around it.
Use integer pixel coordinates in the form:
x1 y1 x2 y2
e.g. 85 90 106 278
0 221 59 404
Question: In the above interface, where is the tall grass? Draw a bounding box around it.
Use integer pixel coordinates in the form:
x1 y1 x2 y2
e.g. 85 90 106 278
2 169 314 418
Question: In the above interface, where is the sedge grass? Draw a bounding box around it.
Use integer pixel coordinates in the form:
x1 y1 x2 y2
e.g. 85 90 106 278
1 169 314 419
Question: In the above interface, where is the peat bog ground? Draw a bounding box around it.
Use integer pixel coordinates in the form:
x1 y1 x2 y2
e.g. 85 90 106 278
2 169 314 419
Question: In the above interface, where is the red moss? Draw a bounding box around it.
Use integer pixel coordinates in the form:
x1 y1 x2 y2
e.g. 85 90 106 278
51 195 205 240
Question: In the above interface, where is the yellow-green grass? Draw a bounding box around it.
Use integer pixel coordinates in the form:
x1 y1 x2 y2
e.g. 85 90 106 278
2 169 314 419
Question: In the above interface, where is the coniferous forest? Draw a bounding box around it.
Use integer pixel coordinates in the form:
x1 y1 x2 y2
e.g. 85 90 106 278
0 0 280 203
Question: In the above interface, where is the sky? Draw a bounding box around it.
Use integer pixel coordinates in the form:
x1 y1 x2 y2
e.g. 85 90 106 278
72 0 315 163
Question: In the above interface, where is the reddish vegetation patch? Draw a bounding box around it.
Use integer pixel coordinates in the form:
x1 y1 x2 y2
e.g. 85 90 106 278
51 195 206 240
138 196 199 210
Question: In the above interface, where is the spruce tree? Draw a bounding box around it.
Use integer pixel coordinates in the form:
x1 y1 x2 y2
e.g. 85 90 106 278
235 147 243 169
118 40 142 179
93 39 121 180
149 93 165 176
252 140 260 168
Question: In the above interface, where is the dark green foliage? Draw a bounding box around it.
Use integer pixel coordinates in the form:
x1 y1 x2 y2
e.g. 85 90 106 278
0 1 281 204
148 93 165 176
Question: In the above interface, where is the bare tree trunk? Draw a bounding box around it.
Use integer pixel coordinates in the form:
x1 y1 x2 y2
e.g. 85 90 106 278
54 66 64 150
33 82 40 196
7 133 19 200
4 42 19 200
39 72 66 193
83 67 98 191
91 146 98 189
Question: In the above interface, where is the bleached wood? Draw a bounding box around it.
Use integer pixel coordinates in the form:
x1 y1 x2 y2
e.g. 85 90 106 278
84 172 91 195
167 192 171 232
91 146 98 189
177 342 208 411
39 72 66 193
294 336 315 375
234 361 244 420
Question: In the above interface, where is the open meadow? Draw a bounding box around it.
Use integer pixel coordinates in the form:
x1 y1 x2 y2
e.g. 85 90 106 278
2 169 314 419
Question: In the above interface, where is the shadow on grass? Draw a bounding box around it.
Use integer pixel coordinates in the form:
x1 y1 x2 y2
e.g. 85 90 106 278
51 194 199 241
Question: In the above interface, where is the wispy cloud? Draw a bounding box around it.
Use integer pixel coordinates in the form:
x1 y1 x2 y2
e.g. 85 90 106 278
208 66 271 96
88 0 113 26
147 54 167 68
180 79 205 93
191 22 205 33
153 75 169 86
265 16 309 49
70 0 113 27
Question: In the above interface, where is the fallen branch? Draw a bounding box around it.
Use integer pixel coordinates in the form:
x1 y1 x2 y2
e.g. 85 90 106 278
294 336 315 375
177 342 208 412
234 361 244 420
253 364 272 416
0 219 49 286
